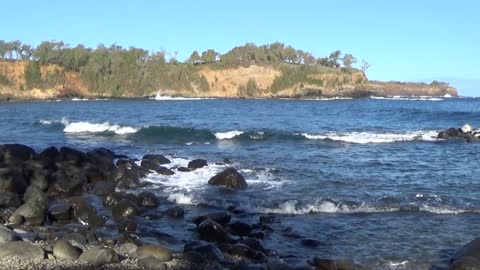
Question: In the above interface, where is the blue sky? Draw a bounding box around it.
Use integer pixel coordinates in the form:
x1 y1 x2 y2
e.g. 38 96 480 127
1 0 478 95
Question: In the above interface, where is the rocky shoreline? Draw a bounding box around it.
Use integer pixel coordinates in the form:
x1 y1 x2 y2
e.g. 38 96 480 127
0 143 476 270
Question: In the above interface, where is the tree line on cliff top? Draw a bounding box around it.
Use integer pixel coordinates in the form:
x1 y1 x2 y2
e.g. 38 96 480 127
0 40 368 96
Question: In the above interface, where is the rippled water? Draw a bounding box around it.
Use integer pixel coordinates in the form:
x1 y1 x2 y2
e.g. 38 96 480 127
1 97 480 269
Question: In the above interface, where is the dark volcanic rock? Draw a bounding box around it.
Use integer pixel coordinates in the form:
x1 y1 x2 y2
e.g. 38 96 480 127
141 159 174 175
193 212 232 226
300 238 321 248
310 257 356 270
78 246 119 266
188 159 208 170
87 148 116 170
138 191 159 208
142 154 171 165
0 191 21 208
450 238 480 269
112 199 139 220
0 168 28 194
0 144 35 163
69 197 105 228
208 167 247 189
118 219 137 233
229 221 253 236
0 241 45 260
184 240 225 262
48 203 72 221
38 146 60 164
94 181 116 195
60 146 86 164
0 225 18 244
197 219 229 242
166 206 184 218
177 166 191 172
49 164 87 196
194 212 231 226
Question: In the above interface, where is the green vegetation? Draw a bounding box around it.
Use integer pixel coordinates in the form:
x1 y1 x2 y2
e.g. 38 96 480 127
0 40 362 95
0 74 11 86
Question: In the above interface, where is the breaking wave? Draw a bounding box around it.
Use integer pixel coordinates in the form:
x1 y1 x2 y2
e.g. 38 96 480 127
38 118 441 144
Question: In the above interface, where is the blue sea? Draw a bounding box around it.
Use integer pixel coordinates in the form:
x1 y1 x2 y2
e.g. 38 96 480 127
1 96 480 269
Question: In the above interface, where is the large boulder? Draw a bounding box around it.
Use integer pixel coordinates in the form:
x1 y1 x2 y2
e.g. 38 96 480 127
141 159 174 175
48 203 72 222
142 154 171 165
0 225 18 244
9 192 47 226
0 241 45 260
208 168 247 190
0 168 28 194
78 246 119 266
48 164 87 196
60 146 86 164
53 240 81 261
69 197 105 228
136 244 173 262
184 240 224 262
193 212 231 226
112 199 139 220
450 238 480 269
0 144 35 163
137 191 159 208
87 148 116 171
188 159 208 170
197 219 229 242
0 191 21 208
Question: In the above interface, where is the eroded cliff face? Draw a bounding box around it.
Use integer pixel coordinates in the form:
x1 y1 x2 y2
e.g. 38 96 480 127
0 61 458 100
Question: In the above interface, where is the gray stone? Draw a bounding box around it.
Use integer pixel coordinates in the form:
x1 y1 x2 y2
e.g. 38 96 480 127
208 167 247 190
118 242 138 258
0 225 17 244
136 245 172 262
0 241 45 260
78 246 119 266
53 240 81 261
138 256 168 270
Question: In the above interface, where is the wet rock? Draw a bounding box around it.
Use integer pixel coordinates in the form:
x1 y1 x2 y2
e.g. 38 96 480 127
0 207 16 223
87 148 116 170
259 215 277 224
138 191 159 208
53 240 81 261
0 225 18 244
310 257 356 270
9 197 47 226
113 166 143 189
239 238 269 255
451 238 480 268
0 241 45 260
184 240 225 262
197 219 229 242
229 221 253 236
29 169 49 191
300 238 321 248
0 144 35 163
141 159 174 175
226 243 257 258
60 146 86 164
118 242 138 258
177 166 191 172
23 185 47 204
188 159 208 170
166 206 184 218
70 197 105 228
143 154 171 165
112 199 139 220
449 256 480 270
138 256 168 270
193 212 231 226
118 219 137 233
0 168 28 194
93 180 115 195
78 246 119 266
49 165 87 196
208 167 247 190
136 244 173 261
267 259 295 270
60 232 87 247
38 146 60 164
0 191 21 208
47 203 72 222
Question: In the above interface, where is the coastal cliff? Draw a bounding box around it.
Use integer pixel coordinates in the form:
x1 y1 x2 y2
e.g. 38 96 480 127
0 60 457 100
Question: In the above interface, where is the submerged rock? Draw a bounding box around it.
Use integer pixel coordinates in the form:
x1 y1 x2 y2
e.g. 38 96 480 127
197 219 229 242
188 159 208 170
208 167 247 190
438 124 480 142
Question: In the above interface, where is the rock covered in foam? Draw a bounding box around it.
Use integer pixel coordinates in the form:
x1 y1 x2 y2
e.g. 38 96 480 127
438 124 480 142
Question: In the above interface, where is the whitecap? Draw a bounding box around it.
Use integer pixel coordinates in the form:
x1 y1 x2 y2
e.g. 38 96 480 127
63 121 138 135
214 130 244 140
300 130 439 144
167 193 196 205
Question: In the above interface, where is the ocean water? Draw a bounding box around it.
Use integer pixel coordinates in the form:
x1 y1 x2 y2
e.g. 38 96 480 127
1 97 480 269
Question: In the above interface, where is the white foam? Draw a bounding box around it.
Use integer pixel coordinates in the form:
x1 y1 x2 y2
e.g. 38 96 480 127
419 206 468 215
168 193 195 205
305 97 353 101
300 130 439 144
63 121 138 135
71 98 89 101
151 94 215 100
214 130 244 140
370 96 443 101
39 119 53 125
255 200 398 215
249 131 265 140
